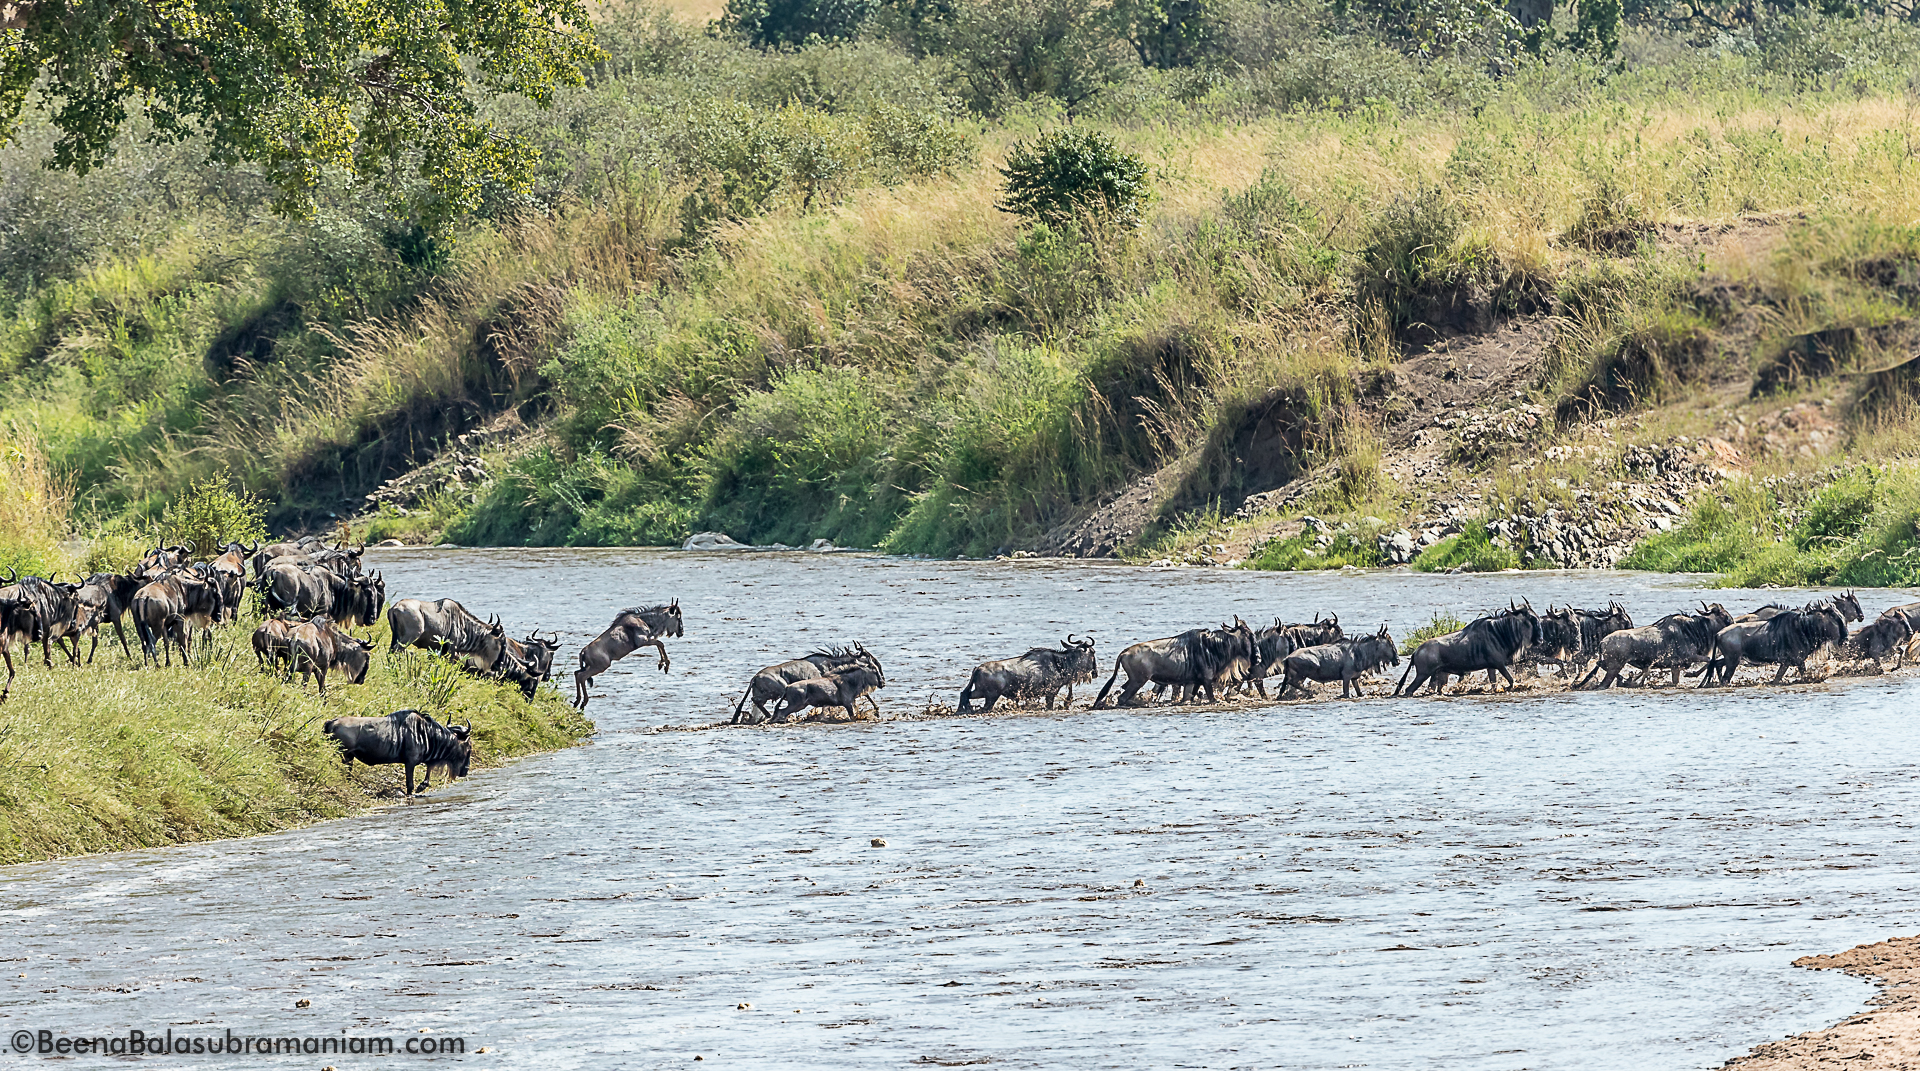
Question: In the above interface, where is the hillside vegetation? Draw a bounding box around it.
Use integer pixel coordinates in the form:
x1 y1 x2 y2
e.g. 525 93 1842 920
5 0 1920 582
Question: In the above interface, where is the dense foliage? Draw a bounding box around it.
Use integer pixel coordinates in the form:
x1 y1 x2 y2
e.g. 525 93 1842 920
5 0 1920 574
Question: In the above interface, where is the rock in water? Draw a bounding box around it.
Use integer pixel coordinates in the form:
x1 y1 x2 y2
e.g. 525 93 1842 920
871 837 888 848
683 531 749 551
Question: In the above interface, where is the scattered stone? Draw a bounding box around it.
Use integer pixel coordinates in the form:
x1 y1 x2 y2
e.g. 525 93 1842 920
737 1002 753 1010
807 538 836 551
871 837 888 848
295 999 311 1008
375 538 404 548
1133 878 1146 888
1379 529 1418 565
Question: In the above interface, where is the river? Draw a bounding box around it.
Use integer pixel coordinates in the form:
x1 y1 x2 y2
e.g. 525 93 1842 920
2 550 1917 1069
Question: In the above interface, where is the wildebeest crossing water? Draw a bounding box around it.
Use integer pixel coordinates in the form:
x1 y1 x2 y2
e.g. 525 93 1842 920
2 548 1917 1070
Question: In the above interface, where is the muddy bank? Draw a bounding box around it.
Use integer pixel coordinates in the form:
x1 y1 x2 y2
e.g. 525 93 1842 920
1726 936 1920 1070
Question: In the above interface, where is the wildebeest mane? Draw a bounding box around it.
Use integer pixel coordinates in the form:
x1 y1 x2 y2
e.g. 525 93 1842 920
807 644 858 661
1462 608 1533 653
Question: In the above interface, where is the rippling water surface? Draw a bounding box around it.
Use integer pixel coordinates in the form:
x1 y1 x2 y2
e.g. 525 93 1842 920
3 550 1918 1069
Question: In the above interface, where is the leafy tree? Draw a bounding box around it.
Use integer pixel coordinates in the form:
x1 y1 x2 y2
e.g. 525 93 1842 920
940 0 1120 112
0 0 603 221
724 0 884 45
998 127 1149 228
1106 0 1210 67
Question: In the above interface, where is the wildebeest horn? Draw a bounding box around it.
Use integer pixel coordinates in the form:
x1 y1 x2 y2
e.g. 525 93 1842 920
1329 612 1338 626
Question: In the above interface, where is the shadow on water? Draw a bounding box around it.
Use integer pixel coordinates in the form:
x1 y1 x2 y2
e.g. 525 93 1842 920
1 550 1915 1069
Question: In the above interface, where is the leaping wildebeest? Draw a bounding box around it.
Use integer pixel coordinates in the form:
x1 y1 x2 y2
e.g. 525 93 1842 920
1091 619 1258 708
956 635 1097 714
323 709 473 798
733 645 877 724
1280 626 1399 699
1574 603 1733 689
1696 600 1848 687
1395 602 1541 696
573 602 684 709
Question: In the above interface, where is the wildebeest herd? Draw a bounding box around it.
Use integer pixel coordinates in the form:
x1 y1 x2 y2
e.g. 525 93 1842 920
3 537 1916 796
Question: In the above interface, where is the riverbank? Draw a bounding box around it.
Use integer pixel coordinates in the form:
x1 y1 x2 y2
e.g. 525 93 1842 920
0 614 593 865
1725 936 1920 1071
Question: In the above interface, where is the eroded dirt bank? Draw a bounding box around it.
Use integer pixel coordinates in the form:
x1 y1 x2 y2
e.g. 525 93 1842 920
1726 937 1920 1071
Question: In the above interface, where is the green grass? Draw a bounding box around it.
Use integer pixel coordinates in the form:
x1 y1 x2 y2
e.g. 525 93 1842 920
1246 527 1384 570
1400 611 1468 654
0 609 593 865
1411 522 1520 573
1619 465 1920 586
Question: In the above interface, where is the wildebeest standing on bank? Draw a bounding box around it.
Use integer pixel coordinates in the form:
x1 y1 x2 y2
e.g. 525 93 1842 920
252 615 297 672
1281 626 1399 698
290 614 374 695
1395 602 1541 696
1575 603 1733 689
733 645 877 724
769 661 887 723
1091 619 1257 708
574 602 684 709
17 575 83 667
73 572 141 663
208 541 257 623
0 569 33 702
323 709 473 798
1698 600 1848 687
131 566 224 667
956 635 1097 713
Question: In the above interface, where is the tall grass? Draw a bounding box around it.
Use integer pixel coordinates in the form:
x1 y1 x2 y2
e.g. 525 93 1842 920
0 425 73 577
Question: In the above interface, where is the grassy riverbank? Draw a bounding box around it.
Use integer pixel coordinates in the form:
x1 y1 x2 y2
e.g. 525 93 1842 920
0 613 592 866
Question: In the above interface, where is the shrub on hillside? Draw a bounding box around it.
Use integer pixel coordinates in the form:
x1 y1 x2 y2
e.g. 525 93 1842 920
158 469 268 559
998 128 1151 229
1410 521 1519 572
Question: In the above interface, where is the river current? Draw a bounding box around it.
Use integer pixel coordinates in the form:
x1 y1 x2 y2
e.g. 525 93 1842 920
3 549 1917 1069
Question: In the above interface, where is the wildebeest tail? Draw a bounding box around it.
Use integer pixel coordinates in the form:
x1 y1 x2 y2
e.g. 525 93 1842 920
1393 658 1415 695
956 670 979 715
1091 656 1125 709
731 682 755 721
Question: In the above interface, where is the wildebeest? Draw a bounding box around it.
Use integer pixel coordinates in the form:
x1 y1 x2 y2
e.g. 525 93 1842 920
135 543 192 580
251 537 323 576
385 598 523 691
1698 600 1848 687
290 614 373 695
17 575 83 667
733 645 877 724
1575 603 1733 689
252 615 297 672
573 602 683 709
0 570 32 702
1845 608 1913 672
322 709 473 798
956 635 1097 714
208 542 257 622
130 566 224 667
1237 615 1343 698
1281 626 1400 698
261 561 376 621
1091 619 1258 708
502 631 562 696
1395 602 1542 696
72 572 141 663
769 662 887 723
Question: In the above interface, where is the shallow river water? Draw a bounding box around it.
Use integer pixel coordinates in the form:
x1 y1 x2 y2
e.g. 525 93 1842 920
4 550 1919 1069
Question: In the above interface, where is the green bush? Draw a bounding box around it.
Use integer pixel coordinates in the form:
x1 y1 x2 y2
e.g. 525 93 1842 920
1400 610 1466 653
1410 521 1520 572
998 128 1151 229
157 468 268 559
1246 526 1384 570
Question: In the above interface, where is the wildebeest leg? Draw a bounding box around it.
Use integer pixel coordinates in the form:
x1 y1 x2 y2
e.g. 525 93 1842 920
0 645 12 703
403 762 417 798
112 616 131 660
1772 661 1792 684
1497 666 1516 691
1062 683 1074 709
864 694 881 718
